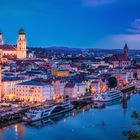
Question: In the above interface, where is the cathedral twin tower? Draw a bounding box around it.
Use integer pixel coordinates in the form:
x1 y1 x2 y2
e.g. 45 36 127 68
0 29 27 60
17 29 27 59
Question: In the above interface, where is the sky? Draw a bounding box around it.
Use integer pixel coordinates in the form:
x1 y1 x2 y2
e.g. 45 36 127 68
0 0 140 49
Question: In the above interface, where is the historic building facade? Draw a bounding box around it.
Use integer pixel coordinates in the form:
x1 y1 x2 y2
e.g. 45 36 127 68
108 44 131 68
0 29 27 60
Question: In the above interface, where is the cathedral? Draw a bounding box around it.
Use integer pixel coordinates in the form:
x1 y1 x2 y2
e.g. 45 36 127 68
0 29 27 60
108 43 131 68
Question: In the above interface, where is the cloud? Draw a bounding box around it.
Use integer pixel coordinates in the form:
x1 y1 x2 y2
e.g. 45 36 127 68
127 18 140 34
91 34 140 49
94 19 140 49
82 0 114 6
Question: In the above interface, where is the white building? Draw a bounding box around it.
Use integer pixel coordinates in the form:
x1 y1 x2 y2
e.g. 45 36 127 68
2 77 25 100
76 83 86 96
64 83 78 98
90 80 106 93
15 80 54 102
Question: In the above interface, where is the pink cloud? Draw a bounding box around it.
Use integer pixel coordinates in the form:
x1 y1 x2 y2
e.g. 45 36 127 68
111 34 140 42
90 34 140 49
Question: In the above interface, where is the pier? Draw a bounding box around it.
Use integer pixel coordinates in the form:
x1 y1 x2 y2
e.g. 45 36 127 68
121 85 136 94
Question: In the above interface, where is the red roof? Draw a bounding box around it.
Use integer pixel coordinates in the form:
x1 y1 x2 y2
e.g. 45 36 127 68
91 80 99 83
3 54 16 59
109 54 130 61
0 44 17 51
33 77 64 84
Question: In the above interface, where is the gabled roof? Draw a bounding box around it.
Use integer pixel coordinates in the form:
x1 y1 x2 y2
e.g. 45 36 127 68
109 54 130 61
2 77 23 82
17 80 49 86
0 44 17 51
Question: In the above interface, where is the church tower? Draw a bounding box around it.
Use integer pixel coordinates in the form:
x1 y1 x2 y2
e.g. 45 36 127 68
0 32 4 45
17 29 27 59
123 43 128 57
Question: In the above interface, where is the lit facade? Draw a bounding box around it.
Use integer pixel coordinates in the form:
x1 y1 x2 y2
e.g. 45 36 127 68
51 68 69 77
91 80 106 93
15 81 54 102
0 29 27 60
64 83 78 98
77 83 86 96
108 44 131 68
2 77 25 100
113 72 129 86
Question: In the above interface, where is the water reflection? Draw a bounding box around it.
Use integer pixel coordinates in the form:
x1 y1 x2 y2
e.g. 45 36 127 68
24 98 127 129
0 119 21 128
14 124 25 140
104 98 122 106
25 113 71 129
0 94 135 140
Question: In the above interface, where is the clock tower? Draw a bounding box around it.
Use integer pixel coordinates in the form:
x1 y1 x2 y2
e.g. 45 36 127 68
17 29 27 59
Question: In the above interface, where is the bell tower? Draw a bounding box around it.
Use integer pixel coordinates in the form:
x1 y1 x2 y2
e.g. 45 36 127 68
123 43 128 57
17 29 27 59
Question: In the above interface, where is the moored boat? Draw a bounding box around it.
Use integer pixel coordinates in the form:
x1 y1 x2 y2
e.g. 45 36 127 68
23 102 73 122
93 90 122 102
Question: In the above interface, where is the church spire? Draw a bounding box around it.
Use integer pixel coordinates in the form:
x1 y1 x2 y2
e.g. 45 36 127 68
17 28 27 59
123 43 128 57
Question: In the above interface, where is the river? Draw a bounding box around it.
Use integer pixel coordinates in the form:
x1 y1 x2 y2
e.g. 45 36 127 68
0 94 140 140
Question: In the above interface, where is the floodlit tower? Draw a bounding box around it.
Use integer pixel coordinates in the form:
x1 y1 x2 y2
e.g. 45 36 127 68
123 43 129 57
17 29 27 59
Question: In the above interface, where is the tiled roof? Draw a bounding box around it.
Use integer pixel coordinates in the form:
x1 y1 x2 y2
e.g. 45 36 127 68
33 77 65 84
109 54 130 61
91 80 99 83
3 54 16 59
0 44 17 51
17 80 49 86
2 77 23 82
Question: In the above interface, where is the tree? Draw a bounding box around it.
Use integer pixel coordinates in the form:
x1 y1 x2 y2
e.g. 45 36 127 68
123 111 140 140
107 76 118 89
133 73 138 79
89 85 92 93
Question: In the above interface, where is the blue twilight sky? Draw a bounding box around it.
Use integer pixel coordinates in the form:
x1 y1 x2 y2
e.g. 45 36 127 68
0 0 140 49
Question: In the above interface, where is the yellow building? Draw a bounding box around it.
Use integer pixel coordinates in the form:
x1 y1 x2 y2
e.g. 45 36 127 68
0 29 27 60
51 67 69 77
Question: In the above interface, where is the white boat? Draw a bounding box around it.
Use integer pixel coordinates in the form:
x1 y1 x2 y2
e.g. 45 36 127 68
93 90 122 102
23 102 74 122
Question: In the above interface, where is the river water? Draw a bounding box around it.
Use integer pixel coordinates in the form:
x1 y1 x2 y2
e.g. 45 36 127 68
0 94 140 140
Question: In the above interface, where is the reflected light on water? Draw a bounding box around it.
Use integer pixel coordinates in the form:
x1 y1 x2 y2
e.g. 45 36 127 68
63 118 67 123
14 124 18 133
1 94 140 140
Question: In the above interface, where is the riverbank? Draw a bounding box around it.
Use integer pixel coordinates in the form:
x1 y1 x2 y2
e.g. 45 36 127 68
0 93 140 140
0 87 136 128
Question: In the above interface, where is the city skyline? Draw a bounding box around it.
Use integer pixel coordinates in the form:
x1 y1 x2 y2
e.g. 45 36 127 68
0 0 140 49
